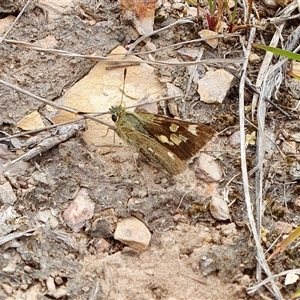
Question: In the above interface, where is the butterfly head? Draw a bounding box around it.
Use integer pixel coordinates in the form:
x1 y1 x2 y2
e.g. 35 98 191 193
110 105 125 123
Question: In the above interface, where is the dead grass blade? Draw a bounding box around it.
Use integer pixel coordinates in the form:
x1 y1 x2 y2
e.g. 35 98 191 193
240 26 283 299
267 226 300 261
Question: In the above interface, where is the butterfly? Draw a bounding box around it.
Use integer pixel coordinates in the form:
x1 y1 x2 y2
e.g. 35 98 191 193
109 104 216 175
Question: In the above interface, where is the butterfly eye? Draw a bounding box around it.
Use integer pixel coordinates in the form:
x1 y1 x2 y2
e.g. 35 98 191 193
112 114 118 122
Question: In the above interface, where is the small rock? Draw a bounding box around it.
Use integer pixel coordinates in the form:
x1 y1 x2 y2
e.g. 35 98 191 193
290 161 300 180
177 47 200 61
166 82 183 99
239 274 251 286
168 102 179 117
54 276 63 285
172 2 185 10
144 41 156 52
227 0 237 8
63 188 95 232
0 205 20 235
210 195 230 221
281 141 297 154
47 286 69 299
33 35 58 49
114 217 151 251
194 153 222 182
32 171 49 185
37 209 59 229
163 2 171 9
275 221 293 235
198 69 234 104
291 61 300 75
24 265 33 273
173 213 185 222
263 0 277 8
248 52 260 63
135 98 158 114
17 111 45 130
186 7 197 17
156 10 166 19
82 286 90 292
121 246 141 256
0 15 15 35
93 238 111 253
46 276 56 292
200 256 217 276
285 272 299 285
199 29 219 49
290 132 300 142
2 283 13 295
4 160 30 177
264 0 292 8
0 181 17 204
2 260 18 274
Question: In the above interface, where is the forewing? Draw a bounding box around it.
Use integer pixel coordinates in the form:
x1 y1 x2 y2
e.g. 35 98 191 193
124 129 186 175
134 111 216 161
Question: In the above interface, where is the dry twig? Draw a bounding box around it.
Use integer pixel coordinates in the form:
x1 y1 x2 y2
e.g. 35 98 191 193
3 122 86 171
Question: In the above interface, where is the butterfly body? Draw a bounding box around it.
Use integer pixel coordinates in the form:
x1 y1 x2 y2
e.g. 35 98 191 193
109 105 216 175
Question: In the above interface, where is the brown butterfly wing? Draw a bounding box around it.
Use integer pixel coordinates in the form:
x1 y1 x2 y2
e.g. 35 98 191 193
133 111 216 161
124 128 186 175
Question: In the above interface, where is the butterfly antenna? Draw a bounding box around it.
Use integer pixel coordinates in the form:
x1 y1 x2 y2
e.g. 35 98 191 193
120 68 127 107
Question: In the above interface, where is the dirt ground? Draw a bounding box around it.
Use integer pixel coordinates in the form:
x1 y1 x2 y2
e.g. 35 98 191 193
1 0 300 299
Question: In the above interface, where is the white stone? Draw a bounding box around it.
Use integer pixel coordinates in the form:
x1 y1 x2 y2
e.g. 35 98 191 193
210 194 230 221
114 217 151 251
194 153 222 182
0 181 17 204
198 69 234 104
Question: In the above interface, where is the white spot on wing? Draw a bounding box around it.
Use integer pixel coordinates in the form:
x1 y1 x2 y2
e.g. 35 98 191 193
170 124 179 132
188 124 198 136
156 135 174 146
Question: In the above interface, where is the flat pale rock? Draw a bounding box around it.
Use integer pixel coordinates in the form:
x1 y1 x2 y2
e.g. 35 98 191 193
194 153 222 182
51 46 163 148
114 217 151 251
17 111 45 131
199 29 219 49
198 69 234 104
0 15 15 35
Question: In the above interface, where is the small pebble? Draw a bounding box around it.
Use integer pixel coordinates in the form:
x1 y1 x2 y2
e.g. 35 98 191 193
46 276 56 292
55 276 64 285
2 283 13 295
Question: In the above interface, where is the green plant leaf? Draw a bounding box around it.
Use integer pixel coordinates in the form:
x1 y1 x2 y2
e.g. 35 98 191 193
253 44 300 61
